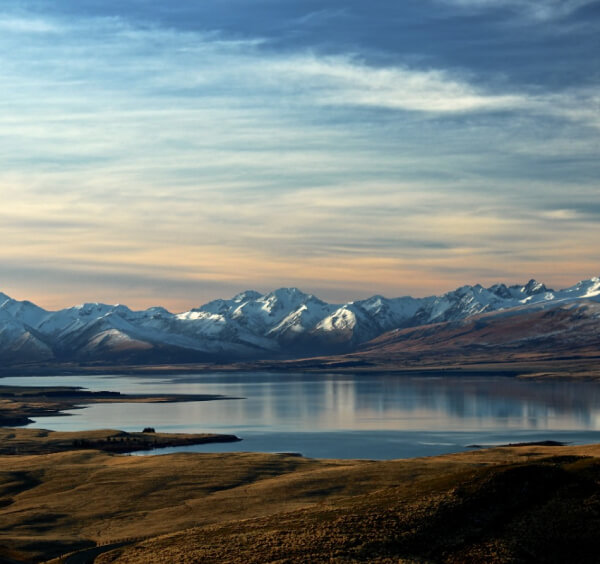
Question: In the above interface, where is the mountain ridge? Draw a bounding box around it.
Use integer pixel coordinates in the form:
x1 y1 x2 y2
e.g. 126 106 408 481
0 277 599 364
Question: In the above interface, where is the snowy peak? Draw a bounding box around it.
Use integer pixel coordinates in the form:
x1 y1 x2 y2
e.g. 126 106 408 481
258 287 317 314
232 290 262 302
522 279 548 295
265 287 309 299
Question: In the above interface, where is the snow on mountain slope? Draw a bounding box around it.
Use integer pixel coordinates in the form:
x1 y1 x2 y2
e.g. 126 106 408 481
0 276 598 363
197 290 262 316
0 308 53 362
0 294 48 328
36 303 132 341
551 277 600 302
312 295 426 347
312 303 381 348
266 292 336 342
229 288 320 332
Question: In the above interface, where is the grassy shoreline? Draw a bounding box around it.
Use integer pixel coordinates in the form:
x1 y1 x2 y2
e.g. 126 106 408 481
0 427 240 456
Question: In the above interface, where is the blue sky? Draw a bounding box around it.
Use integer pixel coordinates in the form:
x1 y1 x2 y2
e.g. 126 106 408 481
1 0 599 310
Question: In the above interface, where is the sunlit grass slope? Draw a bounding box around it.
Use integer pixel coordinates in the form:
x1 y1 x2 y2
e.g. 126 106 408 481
1 444 600 562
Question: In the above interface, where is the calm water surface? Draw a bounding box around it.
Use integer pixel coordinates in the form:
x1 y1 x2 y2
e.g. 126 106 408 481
4 372 600 459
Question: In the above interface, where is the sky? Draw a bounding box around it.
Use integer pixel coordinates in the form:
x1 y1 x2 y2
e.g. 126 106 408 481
1 0 599 311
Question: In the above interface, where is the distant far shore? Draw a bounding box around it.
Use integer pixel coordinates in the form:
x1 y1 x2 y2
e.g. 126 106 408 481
1 357 599 381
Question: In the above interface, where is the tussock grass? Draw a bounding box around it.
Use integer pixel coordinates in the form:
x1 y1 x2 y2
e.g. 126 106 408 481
0 443 599 562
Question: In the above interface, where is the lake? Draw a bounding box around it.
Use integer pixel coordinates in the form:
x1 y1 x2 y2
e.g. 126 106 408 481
4 372 600 459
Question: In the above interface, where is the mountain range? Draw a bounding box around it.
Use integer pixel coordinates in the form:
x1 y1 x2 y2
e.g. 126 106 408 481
0 277 599 365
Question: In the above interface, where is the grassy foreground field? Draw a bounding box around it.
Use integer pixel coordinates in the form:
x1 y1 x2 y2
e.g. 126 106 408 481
1 441 600 563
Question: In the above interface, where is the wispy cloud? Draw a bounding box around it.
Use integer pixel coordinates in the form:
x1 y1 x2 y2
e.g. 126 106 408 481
264 56 526 113
0 15 62 33
291 9 348 27
437 0 596 20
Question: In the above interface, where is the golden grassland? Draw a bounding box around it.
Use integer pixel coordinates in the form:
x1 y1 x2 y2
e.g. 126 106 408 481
0 437 599 563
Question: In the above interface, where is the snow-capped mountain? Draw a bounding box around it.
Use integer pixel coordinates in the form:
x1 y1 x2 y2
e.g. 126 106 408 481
0 277 599 364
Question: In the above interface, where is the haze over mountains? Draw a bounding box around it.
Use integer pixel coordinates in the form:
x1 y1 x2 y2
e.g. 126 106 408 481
0 277 599 365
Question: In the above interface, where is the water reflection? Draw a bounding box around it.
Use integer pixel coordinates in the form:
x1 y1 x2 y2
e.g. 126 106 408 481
3 373 600 458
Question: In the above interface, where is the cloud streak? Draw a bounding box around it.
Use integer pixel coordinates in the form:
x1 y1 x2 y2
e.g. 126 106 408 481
437 0 596 20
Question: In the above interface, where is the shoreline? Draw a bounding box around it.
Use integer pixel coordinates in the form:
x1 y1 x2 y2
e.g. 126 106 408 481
1 358 599 381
